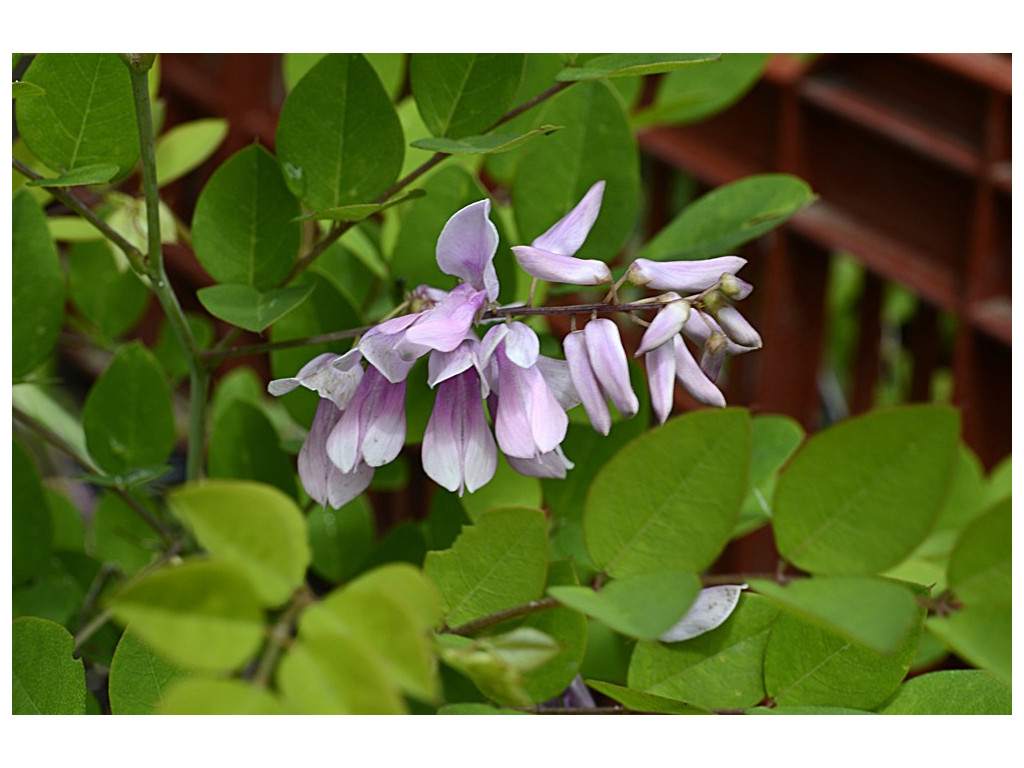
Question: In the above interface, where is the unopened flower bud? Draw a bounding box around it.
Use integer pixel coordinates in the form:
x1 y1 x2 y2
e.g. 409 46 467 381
635 295 690 357
714 304 762 349
718 272 752 299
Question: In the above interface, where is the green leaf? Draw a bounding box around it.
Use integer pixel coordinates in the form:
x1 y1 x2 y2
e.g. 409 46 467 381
459 453 543 523
556 53 720 81
82 342 176 476
549 571 700 640
637 174 817 261
773 406 961 574
207 400 297 497
68 239 150 338
947 499 1011 608
109 558 265 672
12 617 86 714
750 576 920 654
584 409 751 578
913 444 987 558
16 53 139 176
278 632 407 714
585 680 711 714
13 192 65 377
154 117 228 187
437 703 530 715
734 414 804 537
86 491 162 575
411 125 564 155
747 705 876 715
47 215 104 242
108 627 191 714
26 163 120 187
518 561 589 703
877 669 1010 715
307 497 375 583
158 678 286 715
168 481 311 607
424 507 549 628
296 188 425 223
928 606 1010 686
13 439 54 584
13 80 45 99
628 594 779 709
283 53 406 100
191 144 302 290
512 80 639 260
298 566 442 703
276 53 404 211
197 281 315 334
763 607 924 709
410 53 525 138
153 313 215 386
633 53 769 127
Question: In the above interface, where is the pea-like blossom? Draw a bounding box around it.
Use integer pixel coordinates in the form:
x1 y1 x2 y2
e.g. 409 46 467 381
564 318 639 435
298 399 374 509
511 181 612 286
326 364 407 472
626 256 749 294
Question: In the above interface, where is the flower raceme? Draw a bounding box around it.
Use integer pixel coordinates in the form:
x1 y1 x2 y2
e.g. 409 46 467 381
268 184 763 508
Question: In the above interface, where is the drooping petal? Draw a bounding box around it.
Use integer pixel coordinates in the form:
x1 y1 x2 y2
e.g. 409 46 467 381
402 283 487 353
427 335 479 388
494 348 568 459
681 309 754 358
584 318 639 419
564 330 611 435
700 331 729 382
505 444 574 479
326 364 406 471
422 368 496 495
326 461 375 510
435 198 500 301
536 355 581 411
673 336 726 408
532 180 605 256
635 294 690 356
359 311 429 383
511 245 612 286
713 303 762 348
267 351 364 409
658 585 746 643
501 321 541 369
298 399 374 509
645 341 677 425
626 256 747 293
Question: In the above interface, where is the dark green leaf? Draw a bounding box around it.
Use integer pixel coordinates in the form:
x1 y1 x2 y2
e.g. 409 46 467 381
747 706 876 715
424 507 549 628
207 400 297 497
108 627 191 714
13 192 65 377
276 53 404 211
928 606 1010 686
86 491 162 575
13 80 45 99
307 497 375 584
410 54 525 138
437 703 530 715
459 453 543 523
12 617 86 714
198 281 315 334
68 239 150 338
191 144 302 290
296 188 425 223
81 342 176 476
628 594 779 709
637 174 817 261
12 439 54 585
109 558 266 672
17 53 139 175
585 680 711 714
750 576 920 654
513 81 640 260
877 669 1010 715
549 571 700 640
774 405 961 574
168 481 311 607
734 414 804 537
26 163 119 187
584 409 751 578
556 53 720 81
411 125 564 155
153 313 215 386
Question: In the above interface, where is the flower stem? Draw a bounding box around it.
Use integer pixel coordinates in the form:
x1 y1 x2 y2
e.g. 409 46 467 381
442 597 561 636
126 59 209 482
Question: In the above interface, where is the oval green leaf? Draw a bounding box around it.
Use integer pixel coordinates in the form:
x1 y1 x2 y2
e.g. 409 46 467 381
109 558 265 672
191 144 301 290
13 617 86 714
207 400 297 497
636 174 817 261
411 124 564 155
26 163 120 187
81 342 176 476
276 53 404 211
585 680 711 714
13 191 65 377
584 409 751 578
68 240 149 338
108 627 191 714
773 405 961 574
410 53 526 138
16 53 139 176
197 281 315 333
556 53 720 81
168 480 311 607
877 669 1010 715
947 499 1011 608
13 439 54 585
155 117 229 187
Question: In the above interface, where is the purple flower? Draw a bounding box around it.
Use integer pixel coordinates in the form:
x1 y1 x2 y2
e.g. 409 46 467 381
673 335 726 408
626 256 748 294
564 318 638 435
298 399 374 509
326 364 407 472
267 349 363 408
634 293 690 357
511 181 612 286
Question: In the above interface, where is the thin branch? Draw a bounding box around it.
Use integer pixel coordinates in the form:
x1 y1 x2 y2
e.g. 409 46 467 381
199 326 370 361
442 597 561 636
252 587 316 688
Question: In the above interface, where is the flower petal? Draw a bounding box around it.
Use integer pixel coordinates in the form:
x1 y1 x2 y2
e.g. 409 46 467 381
494 350 568 459
298 399 376 509
360 375 407 467
635 295 690 357
511 245 611 285
658 585 746 643
435 198 500 301
423 369 496 495
268 351 364 409
673 336 725 407
532 180 605 257
645 341 677 425
714 304 762 348
403 284 486 353
584 318 639 419
564 330 611 435
501 321 541 369
536 355 581 411
626 256 747 293
359 311 428 383
505 445 574 479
